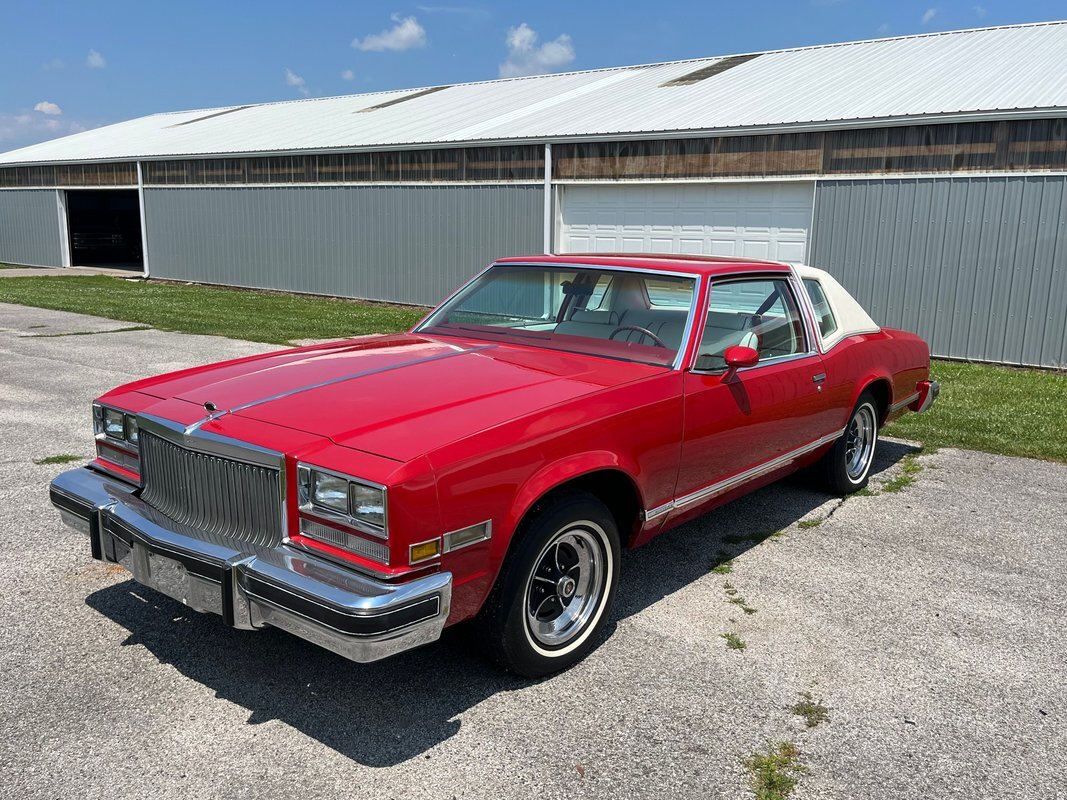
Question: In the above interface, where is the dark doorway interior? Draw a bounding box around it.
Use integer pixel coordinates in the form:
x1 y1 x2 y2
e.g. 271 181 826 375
66 190 143 269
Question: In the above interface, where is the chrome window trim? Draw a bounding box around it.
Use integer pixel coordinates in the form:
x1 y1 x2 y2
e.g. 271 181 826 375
414 261 703 371
442 520 493 553
687 272 818 374
644 428 845 521
296 462 388 540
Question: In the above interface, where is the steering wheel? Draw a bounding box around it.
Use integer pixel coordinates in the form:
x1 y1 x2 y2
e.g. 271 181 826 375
608 325 668 348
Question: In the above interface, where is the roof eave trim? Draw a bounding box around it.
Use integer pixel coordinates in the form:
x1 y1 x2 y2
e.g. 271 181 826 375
1 106 1065 168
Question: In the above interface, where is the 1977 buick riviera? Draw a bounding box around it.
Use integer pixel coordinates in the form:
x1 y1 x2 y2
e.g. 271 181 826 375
50 254 938 676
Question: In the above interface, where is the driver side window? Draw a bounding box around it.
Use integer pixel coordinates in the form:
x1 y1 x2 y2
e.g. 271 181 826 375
695 278 808 371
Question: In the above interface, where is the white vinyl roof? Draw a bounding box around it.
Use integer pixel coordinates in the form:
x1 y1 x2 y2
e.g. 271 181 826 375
3 21 1066 166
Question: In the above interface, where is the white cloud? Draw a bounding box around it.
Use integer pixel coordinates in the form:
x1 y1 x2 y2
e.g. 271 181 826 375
973 5 987 16
285 68 310 96
0 110 97 148
43 58 65 71
34 101 62 115
498 23 575 78
876 22 890 35
87 49 106 68
352 14 427 52
340 69 355 81
921 8 937 24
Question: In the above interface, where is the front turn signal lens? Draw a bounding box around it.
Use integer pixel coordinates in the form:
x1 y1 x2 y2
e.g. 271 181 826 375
409 539 441 564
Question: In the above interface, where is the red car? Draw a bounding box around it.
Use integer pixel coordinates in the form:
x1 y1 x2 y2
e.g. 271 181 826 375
50 254 938 676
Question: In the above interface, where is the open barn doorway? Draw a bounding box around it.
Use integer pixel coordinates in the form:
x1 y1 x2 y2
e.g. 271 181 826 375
65 189 143 269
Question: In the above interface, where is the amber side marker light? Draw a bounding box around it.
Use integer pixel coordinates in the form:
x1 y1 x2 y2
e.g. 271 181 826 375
409 539 442 565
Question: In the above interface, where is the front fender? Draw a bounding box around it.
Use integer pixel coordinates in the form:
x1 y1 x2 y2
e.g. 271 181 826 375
503 450 646 541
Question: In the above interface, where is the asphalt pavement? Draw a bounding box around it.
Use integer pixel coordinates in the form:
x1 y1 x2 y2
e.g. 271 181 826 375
1 302 1064 799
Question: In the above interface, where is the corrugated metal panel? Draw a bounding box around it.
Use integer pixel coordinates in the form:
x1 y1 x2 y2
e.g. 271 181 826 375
142 185 543 306
0 189 63 266
3 22 1067 165
809 175 1067 368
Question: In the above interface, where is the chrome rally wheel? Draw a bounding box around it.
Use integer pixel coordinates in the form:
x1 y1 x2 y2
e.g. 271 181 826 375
818 391 880 495
477 491 620 677
845 403 877 482
524 524 609 653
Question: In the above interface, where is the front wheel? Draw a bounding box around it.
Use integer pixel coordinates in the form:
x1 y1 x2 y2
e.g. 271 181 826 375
478 491 620 677
817 392 879 494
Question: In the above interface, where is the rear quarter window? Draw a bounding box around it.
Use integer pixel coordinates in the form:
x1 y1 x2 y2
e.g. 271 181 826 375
803 279 838 339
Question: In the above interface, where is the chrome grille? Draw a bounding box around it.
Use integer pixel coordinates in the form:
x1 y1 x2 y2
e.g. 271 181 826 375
139 432 282 547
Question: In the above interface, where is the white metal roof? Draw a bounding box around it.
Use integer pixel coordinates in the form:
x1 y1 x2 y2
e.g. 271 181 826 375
3 21 1066 166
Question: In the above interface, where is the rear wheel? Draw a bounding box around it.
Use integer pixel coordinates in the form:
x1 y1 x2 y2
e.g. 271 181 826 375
818 392 879 494
478 491 620 678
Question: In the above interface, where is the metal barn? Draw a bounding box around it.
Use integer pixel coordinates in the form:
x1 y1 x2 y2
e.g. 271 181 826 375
1 21 1066 366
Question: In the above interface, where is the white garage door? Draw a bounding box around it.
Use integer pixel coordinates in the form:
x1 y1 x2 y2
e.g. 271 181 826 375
559 182 814 263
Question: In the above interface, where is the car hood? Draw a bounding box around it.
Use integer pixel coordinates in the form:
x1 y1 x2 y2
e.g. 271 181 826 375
133 334 658 461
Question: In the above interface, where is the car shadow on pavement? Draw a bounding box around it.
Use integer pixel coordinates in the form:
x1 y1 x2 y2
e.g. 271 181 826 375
612 438 919 622
84 438 917 767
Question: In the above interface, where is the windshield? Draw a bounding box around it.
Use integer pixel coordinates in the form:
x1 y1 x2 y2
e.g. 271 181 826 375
418 264 697 367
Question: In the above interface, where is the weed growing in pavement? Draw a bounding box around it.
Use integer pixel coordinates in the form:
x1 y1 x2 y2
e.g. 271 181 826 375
721 632 747 651
744 741 809 800
790 692 830 728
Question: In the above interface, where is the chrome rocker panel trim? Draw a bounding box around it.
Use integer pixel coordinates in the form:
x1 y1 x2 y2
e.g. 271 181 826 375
49 466 452 664
644 428 845 522
890 392 920 413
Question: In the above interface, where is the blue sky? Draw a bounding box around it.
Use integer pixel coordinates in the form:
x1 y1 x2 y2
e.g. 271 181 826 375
1 0 1063 152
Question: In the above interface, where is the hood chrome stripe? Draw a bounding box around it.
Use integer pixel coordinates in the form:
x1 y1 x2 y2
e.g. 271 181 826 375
185 344 496 434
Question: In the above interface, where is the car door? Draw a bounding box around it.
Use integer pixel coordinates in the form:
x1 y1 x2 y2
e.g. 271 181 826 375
674 275 830 511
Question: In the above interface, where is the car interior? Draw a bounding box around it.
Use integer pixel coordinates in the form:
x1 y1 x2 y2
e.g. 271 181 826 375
553 273 803 369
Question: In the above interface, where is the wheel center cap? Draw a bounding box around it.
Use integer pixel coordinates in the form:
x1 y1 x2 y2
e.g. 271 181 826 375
557 576 577 600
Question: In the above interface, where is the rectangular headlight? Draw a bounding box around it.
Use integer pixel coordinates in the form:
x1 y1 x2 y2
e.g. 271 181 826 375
124 416 139 445
350 483 385 531
103 408 125 439
298 463 388 539
311 470 349 514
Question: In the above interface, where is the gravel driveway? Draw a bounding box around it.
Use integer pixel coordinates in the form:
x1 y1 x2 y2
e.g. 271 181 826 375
1 302 1064 800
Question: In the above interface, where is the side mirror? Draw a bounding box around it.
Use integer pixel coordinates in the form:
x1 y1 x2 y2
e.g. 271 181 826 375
723 345 759 370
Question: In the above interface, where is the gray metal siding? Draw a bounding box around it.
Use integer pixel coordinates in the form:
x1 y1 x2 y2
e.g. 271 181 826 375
810 176 1067 368
143 185 544 306
0 189 63 266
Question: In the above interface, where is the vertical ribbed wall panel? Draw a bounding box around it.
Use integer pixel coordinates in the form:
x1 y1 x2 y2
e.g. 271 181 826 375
143 185 544 306
810 176 1067 368
0 189 63 266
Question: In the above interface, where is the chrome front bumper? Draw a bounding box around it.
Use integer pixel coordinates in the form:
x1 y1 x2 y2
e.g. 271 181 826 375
49 467 452 663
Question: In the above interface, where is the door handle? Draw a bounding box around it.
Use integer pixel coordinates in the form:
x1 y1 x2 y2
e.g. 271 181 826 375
812 373 826 384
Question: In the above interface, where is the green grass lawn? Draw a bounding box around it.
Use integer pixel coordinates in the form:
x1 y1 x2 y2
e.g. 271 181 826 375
0 275 425 344
0 274 1063 461
885 359 1066 463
